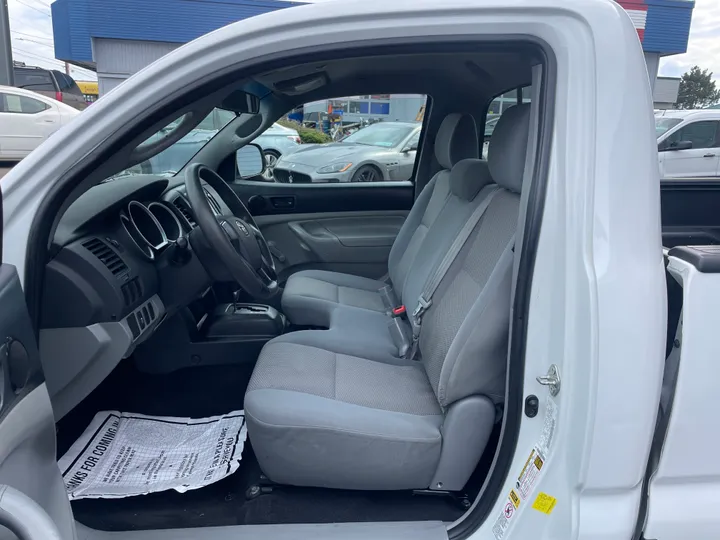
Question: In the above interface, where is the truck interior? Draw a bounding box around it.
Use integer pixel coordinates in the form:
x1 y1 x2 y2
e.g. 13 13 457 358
32 41 553 536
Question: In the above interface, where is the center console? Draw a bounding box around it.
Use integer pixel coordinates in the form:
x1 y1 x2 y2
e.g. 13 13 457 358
132 287 287 374
205 303 287 339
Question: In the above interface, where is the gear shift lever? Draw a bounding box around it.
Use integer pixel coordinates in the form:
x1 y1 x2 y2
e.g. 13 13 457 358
232 289 242 312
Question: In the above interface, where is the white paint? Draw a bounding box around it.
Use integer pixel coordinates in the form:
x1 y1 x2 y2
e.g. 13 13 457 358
645 257 720 540
656 110 720 178
0 0 666 538
0 85 80 160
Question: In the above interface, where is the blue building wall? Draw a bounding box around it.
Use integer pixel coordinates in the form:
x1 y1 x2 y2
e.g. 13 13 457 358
52 0 302 64
643 0 694 55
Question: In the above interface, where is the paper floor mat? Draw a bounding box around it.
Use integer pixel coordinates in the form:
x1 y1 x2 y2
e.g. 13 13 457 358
58 410 247 499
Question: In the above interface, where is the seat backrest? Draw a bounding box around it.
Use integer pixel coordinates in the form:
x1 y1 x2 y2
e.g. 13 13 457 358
418 104 531 407
387 113 479 297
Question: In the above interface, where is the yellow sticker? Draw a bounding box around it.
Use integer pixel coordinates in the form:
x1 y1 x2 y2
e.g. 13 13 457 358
532 492 557 515
509 489 521 509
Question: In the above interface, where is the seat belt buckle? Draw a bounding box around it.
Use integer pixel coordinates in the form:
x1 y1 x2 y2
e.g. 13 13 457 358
391 305 407 318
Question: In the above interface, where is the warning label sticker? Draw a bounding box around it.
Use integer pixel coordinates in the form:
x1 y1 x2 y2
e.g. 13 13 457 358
517 447 543 499
492 397 557 539
532 492 558 515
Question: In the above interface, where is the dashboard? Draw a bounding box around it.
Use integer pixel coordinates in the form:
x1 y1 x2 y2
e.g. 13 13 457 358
42 174 230 343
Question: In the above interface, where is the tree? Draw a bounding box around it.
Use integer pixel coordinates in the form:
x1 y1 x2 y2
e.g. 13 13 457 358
677 66 720 109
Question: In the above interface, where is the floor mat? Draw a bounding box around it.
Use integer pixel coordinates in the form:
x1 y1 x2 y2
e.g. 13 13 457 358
60 410 247 500
59 360 478 530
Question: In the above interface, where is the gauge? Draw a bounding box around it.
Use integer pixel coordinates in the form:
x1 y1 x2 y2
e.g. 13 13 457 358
128 201 168 250
148 202 183 241
120 214 154 261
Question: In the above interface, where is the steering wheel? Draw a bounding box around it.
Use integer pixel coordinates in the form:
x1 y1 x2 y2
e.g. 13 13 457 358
184 163 278 299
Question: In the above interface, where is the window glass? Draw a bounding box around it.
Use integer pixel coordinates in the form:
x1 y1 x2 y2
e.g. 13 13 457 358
655 117 683 138
0 93 50 114
246 94 427 184
107 108 236 179
13 69 55 92
54 71 71 90
483 86 531 159
665 121 718 149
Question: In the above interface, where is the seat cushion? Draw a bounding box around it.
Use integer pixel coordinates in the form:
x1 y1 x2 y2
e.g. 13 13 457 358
245 340 443 490
281 270 392 327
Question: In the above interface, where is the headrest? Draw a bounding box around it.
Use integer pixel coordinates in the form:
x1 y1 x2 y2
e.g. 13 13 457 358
488 104 531 194
435 113 479 170
450 159 494 201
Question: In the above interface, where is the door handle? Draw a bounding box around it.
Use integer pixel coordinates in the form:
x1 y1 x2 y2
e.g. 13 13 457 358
704 153 716 158
269 196 295 210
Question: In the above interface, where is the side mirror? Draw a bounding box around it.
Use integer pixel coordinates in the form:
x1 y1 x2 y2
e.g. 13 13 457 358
663 140 693 152
236 144 265 179
402 142 418 153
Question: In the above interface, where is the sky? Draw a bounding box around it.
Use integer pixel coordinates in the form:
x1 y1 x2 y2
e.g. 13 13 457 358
6 0 720 84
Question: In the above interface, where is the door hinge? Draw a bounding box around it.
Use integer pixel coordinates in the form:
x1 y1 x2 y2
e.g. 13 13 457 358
536 364 561 396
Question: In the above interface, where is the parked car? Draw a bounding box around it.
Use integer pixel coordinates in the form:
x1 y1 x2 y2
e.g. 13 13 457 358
0 85 80 160
254 122 302 179
272 121 421 183
13 64 87 111
655 109 720 177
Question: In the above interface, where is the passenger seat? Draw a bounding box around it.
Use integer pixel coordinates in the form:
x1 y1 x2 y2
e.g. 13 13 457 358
245 104 531 491
281 113 480 327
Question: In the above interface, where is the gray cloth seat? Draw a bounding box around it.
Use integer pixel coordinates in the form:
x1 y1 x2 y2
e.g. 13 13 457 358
246 104 532 491
281 112 480 328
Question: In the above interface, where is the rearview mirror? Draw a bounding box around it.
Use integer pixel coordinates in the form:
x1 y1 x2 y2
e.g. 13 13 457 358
664 140 693 151
219 90 260 114
236 144 265 179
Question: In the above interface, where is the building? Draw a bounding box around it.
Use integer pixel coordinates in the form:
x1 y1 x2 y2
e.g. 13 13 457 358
52 0 694 108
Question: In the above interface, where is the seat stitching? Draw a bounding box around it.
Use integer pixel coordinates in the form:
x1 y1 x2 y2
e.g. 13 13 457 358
245 408 443 443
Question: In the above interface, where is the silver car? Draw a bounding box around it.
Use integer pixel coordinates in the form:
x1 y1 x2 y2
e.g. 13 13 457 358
272 121 421 183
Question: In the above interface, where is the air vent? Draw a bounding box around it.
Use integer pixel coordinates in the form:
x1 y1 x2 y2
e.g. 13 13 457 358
83 238 128 277
172 196 196 227
121 277 143 307
204 188 223 215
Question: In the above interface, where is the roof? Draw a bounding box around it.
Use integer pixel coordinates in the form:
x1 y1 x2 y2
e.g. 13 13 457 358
655 109 720 118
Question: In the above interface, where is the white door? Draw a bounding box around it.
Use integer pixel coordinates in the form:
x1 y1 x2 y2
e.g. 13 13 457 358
0 92 61 159
658 120 720 178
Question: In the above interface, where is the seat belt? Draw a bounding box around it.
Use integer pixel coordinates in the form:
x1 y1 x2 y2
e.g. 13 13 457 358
406 186 501 359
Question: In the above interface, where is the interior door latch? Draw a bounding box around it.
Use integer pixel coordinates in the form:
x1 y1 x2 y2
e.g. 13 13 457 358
536 364 561 396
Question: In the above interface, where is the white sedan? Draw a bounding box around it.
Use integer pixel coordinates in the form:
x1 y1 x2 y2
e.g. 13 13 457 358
0 85 80 161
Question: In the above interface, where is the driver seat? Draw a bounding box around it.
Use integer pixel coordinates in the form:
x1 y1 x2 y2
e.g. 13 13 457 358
245 104 531 491
281 112 479 327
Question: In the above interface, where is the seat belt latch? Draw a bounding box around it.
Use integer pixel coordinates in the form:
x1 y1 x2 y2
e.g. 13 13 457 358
412 295 432 327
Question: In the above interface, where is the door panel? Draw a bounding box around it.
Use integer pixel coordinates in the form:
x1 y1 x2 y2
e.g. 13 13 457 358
231 180 414 216
0 265 74 540
233 181 413 280
255 211 409 281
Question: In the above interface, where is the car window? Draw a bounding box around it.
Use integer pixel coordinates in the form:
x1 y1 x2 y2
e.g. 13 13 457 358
0 93 50 114
655 117 683 138
107 108 236 179
483 86 530 159
54 71 71 90
13 69 56 92
665 121 719 149
241 94 427 184
59 73 84 96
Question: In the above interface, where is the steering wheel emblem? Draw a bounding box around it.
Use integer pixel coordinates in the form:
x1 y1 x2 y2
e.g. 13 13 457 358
235 220 249 236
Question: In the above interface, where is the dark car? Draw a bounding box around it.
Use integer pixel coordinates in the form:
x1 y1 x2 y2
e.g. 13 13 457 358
13 64 87 111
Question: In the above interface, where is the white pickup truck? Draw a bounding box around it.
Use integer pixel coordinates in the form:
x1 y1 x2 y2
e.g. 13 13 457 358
0 1 712 540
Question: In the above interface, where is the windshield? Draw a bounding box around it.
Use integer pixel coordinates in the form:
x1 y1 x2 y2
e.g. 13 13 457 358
656 117 683 138
109 108 236 179
342 123 414 148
